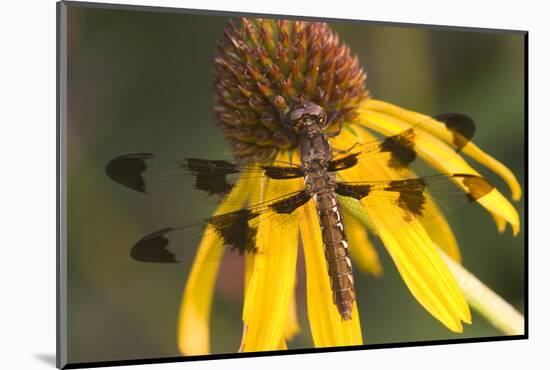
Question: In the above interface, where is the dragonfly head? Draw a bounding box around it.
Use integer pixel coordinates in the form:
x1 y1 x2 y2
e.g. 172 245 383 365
287 101 327 136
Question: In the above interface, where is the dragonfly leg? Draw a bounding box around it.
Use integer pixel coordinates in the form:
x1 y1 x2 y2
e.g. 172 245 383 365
325 112 343 138
332 142 360 154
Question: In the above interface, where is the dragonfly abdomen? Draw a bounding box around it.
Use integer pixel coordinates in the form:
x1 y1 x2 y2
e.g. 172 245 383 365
315 191 356 320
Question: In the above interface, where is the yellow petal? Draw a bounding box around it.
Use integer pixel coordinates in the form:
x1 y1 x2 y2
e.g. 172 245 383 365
492 213 508 234
354 109 520 235
461 145 522 201
177 233 221 355
243 175 267 300
242 179 301 344
284 289 301 341
334 128 471 332
240 153 301 352
178 173 258 355
243 246 256 314
363 99 522 201
341 207 383 277
421 194 462 263
299 200 363 347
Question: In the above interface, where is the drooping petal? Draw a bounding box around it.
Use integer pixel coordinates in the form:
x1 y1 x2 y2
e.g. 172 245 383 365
240 153 301 352
299 200 363 347
243 238 303 346
243 175 267 299
177 233 222 355
284 291 301 341
353 109 520 235
243 245 257 311
341 207 383 277
178 174 259 355
461 145 522 201
363 99 522 201
491 213 508 234
421 194 462 263
334 128 471 332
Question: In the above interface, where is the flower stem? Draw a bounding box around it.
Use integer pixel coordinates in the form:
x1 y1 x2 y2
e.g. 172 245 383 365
338 196 525 336
438 250 525 336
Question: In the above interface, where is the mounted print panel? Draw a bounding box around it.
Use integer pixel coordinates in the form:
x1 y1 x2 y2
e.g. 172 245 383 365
57 1 527 368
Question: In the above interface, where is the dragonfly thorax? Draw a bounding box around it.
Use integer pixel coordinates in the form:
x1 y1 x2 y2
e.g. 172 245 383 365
304 171 336 195
300 132 333 169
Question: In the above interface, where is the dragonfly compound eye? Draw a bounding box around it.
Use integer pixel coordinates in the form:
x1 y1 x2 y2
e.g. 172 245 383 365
288 101 328 133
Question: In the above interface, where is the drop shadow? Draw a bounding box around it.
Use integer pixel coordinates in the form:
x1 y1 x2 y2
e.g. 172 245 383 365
34 353 56 367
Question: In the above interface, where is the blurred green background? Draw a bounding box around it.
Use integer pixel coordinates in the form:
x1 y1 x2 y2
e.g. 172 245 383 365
66 4 525 364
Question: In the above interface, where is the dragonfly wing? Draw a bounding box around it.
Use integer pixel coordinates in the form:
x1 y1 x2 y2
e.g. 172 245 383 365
106 153 305 201
329 113 476 172
335 173 494 228
130 190 312 264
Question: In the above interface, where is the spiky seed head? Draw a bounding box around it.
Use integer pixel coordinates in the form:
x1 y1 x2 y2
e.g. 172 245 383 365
213 18 369 163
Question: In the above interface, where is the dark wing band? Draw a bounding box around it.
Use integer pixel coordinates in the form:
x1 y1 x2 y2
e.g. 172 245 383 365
106 153 305 197
336 173 494 223
331 113 476 172
130 190 311 263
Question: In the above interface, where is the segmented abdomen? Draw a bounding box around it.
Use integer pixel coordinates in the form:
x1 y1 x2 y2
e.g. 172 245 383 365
315 191 356 320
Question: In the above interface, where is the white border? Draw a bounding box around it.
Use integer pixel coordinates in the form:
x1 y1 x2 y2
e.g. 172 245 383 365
1 0 547 369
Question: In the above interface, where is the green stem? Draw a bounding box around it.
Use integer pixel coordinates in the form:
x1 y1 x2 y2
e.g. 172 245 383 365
438 251 524 335
339 196 525 335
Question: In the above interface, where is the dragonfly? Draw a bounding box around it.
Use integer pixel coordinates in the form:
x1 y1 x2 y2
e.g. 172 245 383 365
106 101 493 321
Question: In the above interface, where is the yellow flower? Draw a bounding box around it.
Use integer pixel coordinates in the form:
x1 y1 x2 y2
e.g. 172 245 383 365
177 19 522 354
